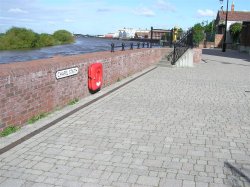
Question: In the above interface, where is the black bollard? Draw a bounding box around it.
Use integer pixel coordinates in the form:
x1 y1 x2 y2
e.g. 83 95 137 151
147 42 149 48
121 42 125 51
137 42 140 49
130 42 133 50
142 42 145 48
111 43 115 52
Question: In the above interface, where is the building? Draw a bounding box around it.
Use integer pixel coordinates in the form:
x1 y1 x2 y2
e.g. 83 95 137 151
104 33 116 38
116 28 137 39
135 30 150 39
150 29 170 40
215 2 250 47
107 27 172 40
239 21 250 53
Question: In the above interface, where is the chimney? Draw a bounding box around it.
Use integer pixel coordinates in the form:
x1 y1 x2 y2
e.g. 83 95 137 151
231 1 235 12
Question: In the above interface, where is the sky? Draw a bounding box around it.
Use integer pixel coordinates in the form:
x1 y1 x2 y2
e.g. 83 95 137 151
0 0 250 35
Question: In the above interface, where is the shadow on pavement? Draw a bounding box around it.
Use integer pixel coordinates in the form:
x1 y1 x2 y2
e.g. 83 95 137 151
224 161 250 187
202 58 250 67
202 48 250 62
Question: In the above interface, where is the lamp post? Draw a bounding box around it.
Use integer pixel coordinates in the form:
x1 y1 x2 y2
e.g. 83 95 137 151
220 0 229 52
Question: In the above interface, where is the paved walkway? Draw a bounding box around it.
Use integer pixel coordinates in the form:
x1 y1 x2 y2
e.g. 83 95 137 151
0 49 250 187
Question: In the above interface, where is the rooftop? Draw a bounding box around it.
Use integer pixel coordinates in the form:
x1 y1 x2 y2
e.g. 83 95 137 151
217 11 250 22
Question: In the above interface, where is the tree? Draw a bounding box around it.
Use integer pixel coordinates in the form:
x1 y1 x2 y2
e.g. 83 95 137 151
3 27 38 49
37 33 56 47
0 27 75 50
203 20 216 42
53 30 74 44
177 28 183 40
193 23 204 45
229 23 242 43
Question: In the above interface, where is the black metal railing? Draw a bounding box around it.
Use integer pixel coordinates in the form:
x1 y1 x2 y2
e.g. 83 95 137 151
167 29 193 65
111 42 162 52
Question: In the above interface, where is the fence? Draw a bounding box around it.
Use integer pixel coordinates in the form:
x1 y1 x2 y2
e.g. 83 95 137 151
110 41 164 52
167 29 193 65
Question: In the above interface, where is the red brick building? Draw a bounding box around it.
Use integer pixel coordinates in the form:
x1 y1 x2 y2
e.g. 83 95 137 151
215 2 250 47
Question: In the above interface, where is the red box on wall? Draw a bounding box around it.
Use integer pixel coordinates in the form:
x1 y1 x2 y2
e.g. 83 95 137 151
88 63 103 92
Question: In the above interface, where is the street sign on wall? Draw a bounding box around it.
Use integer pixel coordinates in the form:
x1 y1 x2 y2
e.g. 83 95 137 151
56 67 79 79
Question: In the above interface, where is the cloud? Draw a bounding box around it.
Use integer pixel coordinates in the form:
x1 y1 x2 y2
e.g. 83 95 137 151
48 21 56 25
97 8 112 12
134 8 155 17
156 0 176 12
19 18 33 22
0 16 12 20
8 8 28 14
64 19 75 23
0 16 33 22
197 9 216 17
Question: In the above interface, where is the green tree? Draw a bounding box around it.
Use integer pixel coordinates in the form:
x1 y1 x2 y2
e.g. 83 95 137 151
204 20 215 33
37 33 56 47
177 28 183 40
53 30 74 44
229 23 242 43
0 27 75 50
203 20 216 42
0 35 6 50
4 27 38 49
193 23 204 45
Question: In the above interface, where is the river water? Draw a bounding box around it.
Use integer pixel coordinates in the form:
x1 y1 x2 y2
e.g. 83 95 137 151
0 37 140 64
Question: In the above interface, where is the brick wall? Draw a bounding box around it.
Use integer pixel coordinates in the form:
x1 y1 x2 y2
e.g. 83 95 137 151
215 34 223 48
193 48 202 64
0 48 170 130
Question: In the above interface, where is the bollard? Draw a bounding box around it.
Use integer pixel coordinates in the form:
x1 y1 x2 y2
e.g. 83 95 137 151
137 42 140 49
111 43 114 52
147 42 149 48
130 42 133 50
122 42 125 51
142 42 145 48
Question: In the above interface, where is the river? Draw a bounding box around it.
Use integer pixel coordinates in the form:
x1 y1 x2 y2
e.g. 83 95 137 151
0 37 141 64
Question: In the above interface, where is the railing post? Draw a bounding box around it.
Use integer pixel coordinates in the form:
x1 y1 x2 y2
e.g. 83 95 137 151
190 28 194 48
121 42 125 51
173 44 176 65
111 43 114 52
150 26 153 48
130 42 133 50
137 42 140 49
170 29 173 48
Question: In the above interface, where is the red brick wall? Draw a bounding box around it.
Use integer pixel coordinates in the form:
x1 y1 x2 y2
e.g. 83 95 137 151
0 48 170 130
193 48 202 64
215 34 223 48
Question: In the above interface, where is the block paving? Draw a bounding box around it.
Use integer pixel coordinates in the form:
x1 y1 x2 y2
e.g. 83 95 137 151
0 49 250 187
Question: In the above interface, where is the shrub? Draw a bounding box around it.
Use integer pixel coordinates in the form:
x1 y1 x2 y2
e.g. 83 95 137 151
193 23 205 45
230 23 242 43
4 27 39 49
0 27 75 50
53 30 74 44
37 33 56 47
